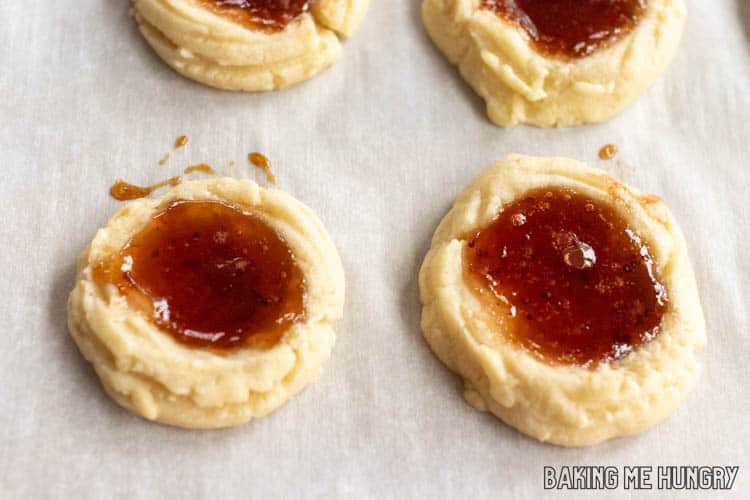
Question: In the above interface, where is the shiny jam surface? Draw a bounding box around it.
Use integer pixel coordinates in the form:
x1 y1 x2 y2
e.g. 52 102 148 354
480 0 646 58
95 199 305 350
464 188 667 366
199 0 313 32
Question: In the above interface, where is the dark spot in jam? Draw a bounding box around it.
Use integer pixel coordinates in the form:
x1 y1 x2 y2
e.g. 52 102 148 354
200 0 314 32
464 187 667 366
479 0 646 58
95 199 305 350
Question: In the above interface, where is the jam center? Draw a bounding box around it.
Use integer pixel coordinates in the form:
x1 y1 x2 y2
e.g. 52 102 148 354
465 188 667 366
480 0 646 58
95 199 305 350
199 0 314 32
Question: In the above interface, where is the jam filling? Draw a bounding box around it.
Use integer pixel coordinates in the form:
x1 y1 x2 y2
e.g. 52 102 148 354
464 188 667 366
479 0 646 58
199 0 314 32
95 199 305 350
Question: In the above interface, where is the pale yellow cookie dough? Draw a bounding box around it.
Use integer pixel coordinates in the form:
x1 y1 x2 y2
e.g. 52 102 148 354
68 178 345 428
132 0 369 91
422 0 686 127
419 155 705 446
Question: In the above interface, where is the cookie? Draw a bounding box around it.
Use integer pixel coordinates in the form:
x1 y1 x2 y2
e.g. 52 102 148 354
419 155 705 446
422 0 686 126
68 178 345 428
133 0 369 90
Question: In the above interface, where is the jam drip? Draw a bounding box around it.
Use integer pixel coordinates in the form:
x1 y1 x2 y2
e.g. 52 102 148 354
465 188 667 366
96 199 305 350
248 152 277 184
200 0 314 32
110 177 181 201
480 0 646 58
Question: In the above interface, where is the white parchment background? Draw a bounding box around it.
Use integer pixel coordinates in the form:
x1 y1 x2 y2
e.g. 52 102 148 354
1 1 748 498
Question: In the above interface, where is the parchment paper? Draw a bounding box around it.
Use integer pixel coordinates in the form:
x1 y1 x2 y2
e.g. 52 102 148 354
1 1 748 498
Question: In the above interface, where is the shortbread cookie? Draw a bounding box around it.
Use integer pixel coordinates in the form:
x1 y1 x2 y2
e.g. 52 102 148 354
422 1 686 126
419 155 705 446
68 178 345 428
133 0 369 90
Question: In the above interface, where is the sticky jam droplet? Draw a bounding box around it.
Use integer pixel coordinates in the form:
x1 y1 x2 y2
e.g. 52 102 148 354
159 135 189 165
599 144 618 160
249 152 277 184
479 0 646 58
110 177 182 201
464 187 667 366
184 164 216 175
94 199 306 350
199 0 313 32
